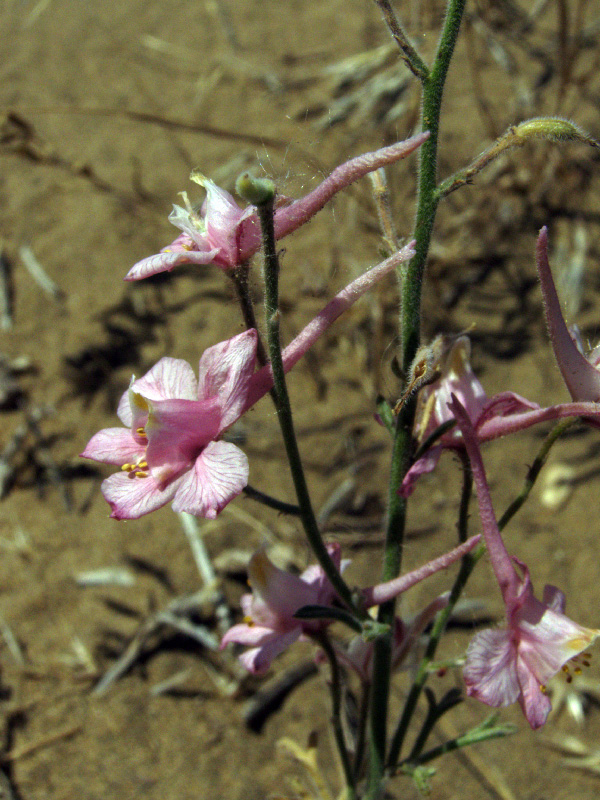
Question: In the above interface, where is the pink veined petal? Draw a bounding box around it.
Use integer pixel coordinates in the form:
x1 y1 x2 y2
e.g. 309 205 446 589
237 627 302 674
80 428 144 466
145 397 222 482
170 440 248 518
197 329 257 428
517 600 598 683
463 628 521 708
515 657 552 729
131 357 199 403
125 247 220 281
101 471 180 520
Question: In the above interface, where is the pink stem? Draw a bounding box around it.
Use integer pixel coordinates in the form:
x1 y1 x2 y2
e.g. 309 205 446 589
362 534 481 607
244 242 416 409
536 226 600 402
449 395 520 603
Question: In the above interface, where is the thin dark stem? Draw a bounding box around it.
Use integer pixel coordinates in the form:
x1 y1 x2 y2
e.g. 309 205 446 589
372 0 430 81
255 197 360 616
498 417 578 530
230 265 269 367
387 452 475 769
242 484 301 516
353 681 371 782
313 632 356 799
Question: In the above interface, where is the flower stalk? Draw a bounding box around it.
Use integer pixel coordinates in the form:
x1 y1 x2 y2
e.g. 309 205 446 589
367 1 467 794
248 179 360 616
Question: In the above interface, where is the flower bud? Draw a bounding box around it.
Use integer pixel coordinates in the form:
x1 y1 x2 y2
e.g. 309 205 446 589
235 172 276 206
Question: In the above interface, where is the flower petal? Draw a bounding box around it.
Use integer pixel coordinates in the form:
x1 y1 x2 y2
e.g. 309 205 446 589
237 627 302 674
145 397 222 482
81 428 144 465
125 246 220 281
197 329 257 428
131 357 199 402
463 627 520 708
101 471 179 520
170 440 248 518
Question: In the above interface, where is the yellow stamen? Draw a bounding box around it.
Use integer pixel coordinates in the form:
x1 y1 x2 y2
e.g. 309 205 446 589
136 427 147 438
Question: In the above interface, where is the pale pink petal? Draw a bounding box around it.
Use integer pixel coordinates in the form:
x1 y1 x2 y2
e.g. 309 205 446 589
516 658 552 729
517 599 599 683
125 247 220 281
170 440 248 518
144 398 221 480
248 551 320 619
220 623 277 648
197 329 257 428
101 471 180 520
81 428 144 466
536 227 600 401
237 627 302 674
132 358 199 402
463 628 520 708
399 446 442 498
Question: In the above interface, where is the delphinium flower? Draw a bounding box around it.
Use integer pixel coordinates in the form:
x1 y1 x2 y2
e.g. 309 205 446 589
450 395 600 729
222 536 481 674
82 330 258 520
400 336 538 497
83 245 415 520
124 133 428 281
220 544 348 674
400 327 600 497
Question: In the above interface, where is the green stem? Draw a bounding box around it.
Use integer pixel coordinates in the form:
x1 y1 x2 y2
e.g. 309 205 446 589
387 452 474 769
242 484 301 516
255 198 359 616
498 417 578 530
366 2 467 795
353 681 371 782
313 632 356 799
230 265 270 367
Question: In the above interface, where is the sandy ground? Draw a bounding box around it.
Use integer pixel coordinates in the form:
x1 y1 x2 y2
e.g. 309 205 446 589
2 1 600 798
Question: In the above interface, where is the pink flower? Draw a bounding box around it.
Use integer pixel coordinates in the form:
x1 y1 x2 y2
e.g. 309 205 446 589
81 330 258 520
536 226 600 402
125 133 428 281
335 596 449 683
222 535 481 674
400 330 600 497
220 545 347 674
83 246 416 521
400 337 537 497
450 395 599 729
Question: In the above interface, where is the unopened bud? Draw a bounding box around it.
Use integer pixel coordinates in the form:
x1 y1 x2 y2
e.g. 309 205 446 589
511 117 598 148
394 336 443 414
235 172 276 206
